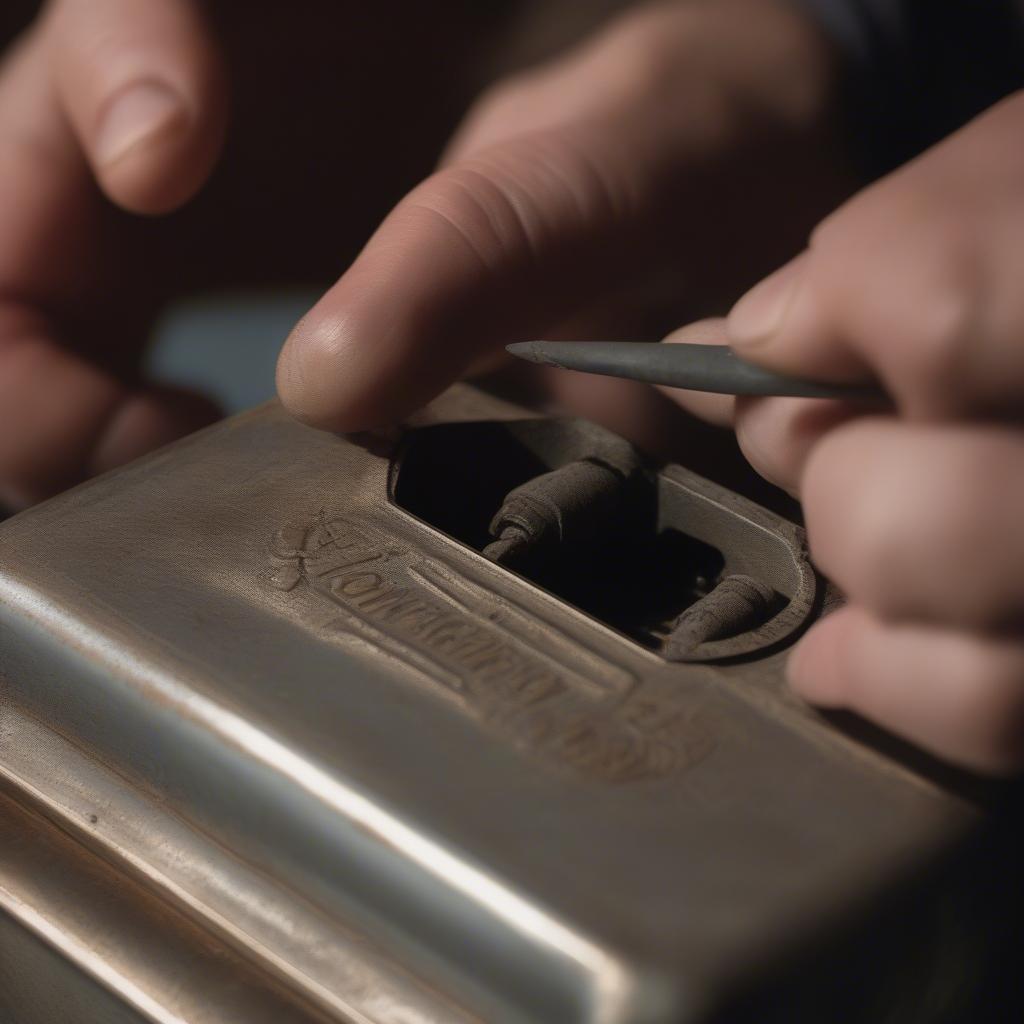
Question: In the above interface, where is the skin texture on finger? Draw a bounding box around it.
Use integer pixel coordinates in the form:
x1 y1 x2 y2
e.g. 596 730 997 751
278 126 649 431
727 91 1024 421
732 393 860 495
278 0 854 433
444 2 723 164
0 3 562 507
0 321 122 505
447 0 843 165
0 315 217 505
43 0 227 214
801 418 1024 631
791 606 1024 776
0 31 111 504
0 31 216 505
89 385 220 475
0 28 99 301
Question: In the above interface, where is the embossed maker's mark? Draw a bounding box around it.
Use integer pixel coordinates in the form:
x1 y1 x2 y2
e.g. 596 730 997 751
270 516 713 783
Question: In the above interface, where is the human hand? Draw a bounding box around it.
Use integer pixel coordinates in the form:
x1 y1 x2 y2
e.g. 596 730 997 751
0 0 227 506
664 93 1024 775
277 0 855 453
0 0 483 507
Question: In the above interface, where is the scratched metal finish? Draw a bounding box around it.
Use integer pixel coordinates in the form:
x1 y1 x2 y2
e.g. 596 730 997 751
0 790 333 1024
0 387 976 1023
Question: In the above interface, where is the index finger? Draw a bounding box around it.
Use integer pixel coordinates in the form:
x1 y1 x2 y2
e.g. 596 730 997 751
276 126 647 432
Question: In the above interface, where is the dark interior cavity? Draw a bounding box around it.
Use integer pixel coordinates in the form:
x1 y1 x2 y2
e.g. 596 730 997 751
392 420 744 653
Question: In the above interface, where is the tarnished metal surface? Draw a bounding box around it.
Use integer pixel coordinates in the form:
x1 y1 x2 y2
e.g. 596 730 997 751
0 386 981 1022
0 788 331 1024
0 703 478 1024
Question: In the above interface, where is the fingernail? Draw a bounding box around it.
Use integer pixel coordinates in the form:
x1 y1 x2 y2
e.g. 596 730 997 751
96 81 185 167
728 252 808 348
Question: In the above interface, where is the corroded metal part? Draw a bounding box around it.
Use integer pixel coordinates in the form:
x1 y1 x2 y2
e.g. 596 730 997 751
483 457 634 564
0 386 991 1023
665 575 778 661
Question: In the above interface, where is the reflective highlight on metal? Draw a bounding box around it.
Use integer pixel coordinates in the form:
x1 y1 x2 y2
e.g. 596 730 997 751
0 387 989 1022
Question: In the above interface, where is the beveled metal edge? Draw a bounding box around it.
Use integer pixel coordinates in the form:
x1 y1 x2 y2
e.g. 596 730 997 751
0 781 333 1024
0 565 678 1024
0 698 482 1024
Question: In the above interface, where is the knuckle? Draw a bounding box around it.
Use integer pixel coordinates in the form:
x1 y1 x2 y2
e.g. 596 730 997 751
857 450 961 610
802 423 901 599
883 273 978 409
937 436 1024 628
460 74 533 132
805 205 846 254
990 88 1024 140
1002 86 1024 115
593 5 701 94
808 187 983 414
959 651 1024 774
841 503 907 607
807 425 1024 628
409 161 532 273
413 132 631 274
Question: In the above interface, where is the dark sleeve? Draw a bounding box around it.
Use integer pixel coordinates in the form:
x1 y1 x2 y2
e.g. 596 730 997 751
791 0 1024 177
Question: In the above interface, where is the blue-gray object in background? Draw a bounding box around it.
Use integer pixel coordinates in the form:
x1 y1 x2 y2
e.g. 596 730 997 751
146 290 318 414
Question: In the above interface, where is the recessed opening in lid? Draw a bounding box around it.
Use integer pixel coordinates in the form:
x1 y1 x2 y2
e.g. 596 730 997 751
391 419 809 661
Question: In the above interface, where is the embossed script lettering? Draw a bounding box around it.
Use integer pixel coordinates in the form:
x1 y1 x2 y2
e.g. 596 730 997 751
270 516 710 783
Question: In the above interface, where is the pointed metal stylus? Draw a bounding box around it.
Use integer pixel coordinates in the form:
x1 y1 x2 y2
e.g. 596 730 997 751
506 341 886 402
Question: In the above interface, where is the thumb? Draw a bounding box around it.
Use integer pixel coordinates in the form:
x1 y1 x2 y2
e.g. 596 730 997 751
276 0 846 434
276 124 650 432
44 0 227 215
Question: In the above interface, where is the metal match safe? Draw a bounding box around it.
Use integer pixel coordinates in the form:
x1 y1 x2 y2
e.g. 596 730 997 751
0 385 999 1024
